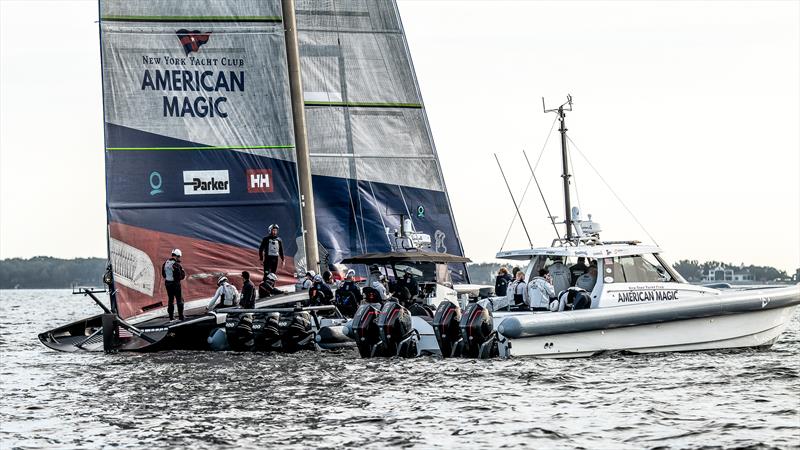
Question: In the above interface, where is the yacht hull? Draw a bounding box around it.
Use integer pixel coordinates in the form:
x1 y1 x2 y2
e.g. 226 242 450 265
494 285 799 359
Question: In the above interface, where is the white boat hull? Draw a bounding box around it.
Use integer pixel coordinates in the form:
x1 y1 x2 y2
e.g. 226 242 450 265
497 305 798 359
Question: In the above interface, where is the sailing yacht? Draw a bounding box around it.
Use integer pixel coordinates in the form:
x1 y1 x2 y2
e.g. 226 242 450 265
40 0 470 352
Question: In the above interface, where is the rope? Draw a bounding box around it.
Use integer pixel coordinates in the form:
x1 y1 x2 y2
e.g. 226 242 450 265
498 115 559 252
566 135 660 247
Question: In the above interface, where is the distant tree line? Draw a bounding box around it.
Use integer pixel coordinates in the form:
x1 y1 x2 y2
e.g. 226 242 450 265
468 260 797 285
0 257 796 289
0 257 106 289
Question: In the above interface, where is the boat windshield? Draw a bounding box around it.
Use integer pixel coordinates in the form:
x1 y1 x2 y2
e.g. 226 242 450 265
603 254 673 283
392 262 438 283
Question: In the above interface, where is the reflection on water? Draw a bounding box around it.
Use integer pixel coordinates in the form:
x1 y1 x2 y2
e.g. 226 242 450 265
1 290 798 449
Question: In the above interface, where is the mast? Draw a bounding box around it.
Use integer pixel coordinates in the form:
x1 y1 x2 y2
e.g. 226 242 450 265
282 0 320 272
544 95 574 242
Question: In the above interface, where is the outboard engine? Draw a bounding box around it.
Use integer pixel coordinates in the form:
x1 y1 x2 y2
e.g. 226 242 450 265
432 300 463 357
280 311 315 353
252 312 282 351
377 301 418 358
351 303 383 357
459 302 499 359
225 313 255 351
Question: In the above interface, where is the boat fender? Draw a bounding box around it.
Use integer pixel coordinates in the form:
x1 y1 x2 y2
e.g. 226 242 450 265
207 327 229 351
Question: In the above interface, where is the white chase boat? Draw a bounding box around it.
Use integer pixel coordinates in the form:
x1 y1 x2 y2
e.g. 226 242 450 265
364 96 799 359
436 96 800 359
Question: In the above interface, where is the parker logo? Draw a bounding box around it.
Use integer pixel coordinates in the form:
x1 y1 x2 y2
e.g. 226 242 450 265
183 170 229 195
246 169 273 193
176 29 211 55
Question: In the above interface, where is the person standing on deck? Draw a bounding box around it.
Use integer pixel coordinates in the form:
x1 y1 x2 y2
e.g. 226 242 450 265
569 257 589 285
240 271 256 309
259 224 285 275
162 249 186 321
506 270 529 309
529 269 556 311
495 267 513 297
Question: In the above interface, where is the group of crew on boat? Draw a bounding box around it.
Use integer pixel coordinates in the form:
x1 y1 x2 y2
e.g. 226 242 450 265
494 256 597 313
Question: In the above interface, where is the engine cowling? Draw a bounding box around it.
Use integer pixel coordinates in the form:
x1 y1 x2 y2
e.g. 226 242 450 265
459 302 498 358
225 313 254 351
377 301 416 357
432 300 462 357
351 303 383 357
280 311 315 353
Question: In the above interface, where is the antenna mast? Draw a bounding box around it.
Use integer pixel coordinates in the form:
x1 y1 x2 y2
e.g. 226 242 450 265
543 95 574 242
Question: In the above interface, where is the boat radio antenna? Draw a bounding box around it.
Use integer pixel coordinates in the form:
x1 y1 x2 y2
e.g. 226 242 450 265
543 94 574 242
494 154 534 248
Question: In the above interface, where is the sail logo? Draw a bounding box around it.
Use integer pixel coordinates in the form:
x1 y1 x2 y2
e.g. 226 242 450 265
176 30 211 55
246 169 273 193
183 170 230 195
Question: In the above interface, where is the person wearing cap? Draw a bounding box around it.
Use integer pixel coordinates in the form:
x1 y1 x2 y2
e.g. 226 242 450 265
529 268 556 311
300 270 315 290
335 269 363 316
207 275 240 311
309 274 334 305
259 224 285 276
371 274 391 301
162 249 186 321
240 271 256 309
259 272 283 298
367 264 382 287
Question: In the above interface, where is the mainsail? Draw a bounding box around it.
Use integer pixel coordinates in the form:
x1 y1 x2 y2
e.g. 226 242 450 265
99 0 465 319
296 1 466 272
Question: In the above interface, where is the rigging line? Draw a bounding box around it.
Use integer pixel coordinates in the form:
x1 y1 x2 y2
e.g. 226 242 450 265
397 185 412 222
368 180 393 247
566 135 661 247
498 115 559 252
495 154 533 248
523 150 561 241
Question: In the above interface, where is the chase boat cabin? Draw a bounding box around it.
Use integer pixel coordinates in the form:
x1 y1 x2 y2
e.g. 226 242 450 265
496 242 717 310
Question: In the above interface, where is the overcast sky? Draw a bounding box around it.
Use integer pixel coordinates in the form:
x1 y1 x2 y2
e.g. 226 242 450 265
1 1 798 272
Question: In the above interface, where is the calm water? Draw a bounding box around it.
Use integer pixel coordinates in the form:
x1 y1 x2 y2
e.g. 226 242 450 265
1 289 799 449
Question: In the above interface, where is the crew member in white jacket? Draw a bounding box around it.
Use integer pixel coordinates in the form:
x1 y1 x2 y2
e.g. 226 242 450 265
206 276 240 311
506 270 528 309
528 269 556 311
546 256 571 297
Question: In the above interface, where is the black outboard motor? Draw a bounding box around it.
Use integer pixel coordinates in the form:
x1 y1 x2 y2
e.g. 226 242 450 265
225 313 255 351
351 302 383 357
459 302 499 359
280 311 315 353
432 301 462 357
377 301 417 358
252 312 282 351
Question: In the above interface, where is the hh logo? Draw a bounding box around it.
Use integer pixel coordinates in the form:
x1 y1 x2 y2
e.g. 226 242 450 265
247 169 273 193
176 29 211 55
183 170 229 195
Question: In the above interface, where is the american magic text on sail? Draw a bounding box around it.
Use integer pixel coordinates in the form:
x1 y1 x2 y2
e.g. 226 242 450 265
141 69 245 118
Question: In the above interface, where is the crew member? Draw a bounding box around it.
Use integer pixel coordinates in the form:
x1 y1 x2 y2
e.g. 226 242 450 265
300 271 315 290
259 224 285 276
240 271 256 309
259 272 283 298
576 264 598 292
162 249 186 321
495 267 513 297
335 269 363 316
395 272 419 299
207 276 240 311
506 270 528 309
547 256 571 296
309 274 334 305
322 270 339 291
569 257 589 285
367 264 382 286
529 269 556 311
372 274 391 301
